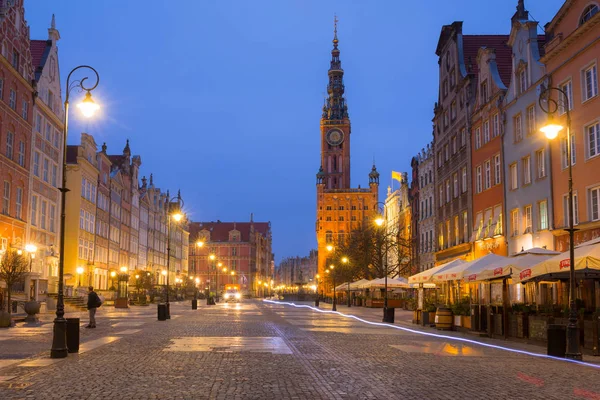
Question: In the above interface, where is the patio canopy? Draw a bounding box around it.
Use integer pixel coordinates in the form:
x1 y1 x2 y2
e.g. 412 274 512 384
431 253 508 283
334 282 350 291
408 259 465 287
474 252 558 282
361 277 409 289
516 238 600 283
349 279 370 290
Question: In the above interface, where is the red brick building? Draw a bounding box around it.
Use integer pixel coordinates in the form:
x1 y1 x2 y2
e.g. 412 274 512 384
189 217 272 296
0 0 34 252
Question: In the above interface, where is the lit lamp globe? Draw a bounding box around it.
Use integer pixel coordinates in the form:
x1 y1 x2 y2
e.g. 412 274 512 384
110 271 116 278
77 91 100 118
375 216 385 226
172 213 183 222
120 266 128 273
161 270 167 276
540 122 563 140
76 267 84 275
341 257 349 264
326 245 333 252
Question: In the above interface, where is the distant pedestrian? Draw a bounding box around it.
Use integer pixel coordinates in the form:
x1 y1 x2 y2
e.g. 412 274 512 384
86 286 102 328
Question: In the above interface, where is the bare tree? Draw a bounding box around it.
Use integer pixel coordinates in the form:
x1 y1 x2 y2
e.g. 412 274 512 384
0 249 29 314
329 223 412 281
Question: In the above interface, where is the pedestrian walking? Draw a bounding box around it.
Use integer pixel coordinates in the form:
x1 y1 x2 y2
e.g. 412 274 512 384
86 286 102 328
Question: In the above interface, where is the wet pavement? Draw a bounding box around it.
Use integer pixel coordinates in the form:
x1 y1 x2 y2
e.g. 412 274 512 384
0 300 599 399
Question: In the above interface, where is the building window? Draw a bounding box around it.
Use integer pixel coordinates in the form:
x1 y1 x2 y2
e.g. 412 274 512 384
50 204 56 232
511 209 519 237
51 164 57 187
17 141 25 167
523 156 531 185
33 152 40 177
461 128 466 147
519 69 527 94
5 131 13 160
325 231 333 243
590 187 600 221
41 201 47 230
9 89 16 110
463 211 468 243
2 181 9 215
476 166 482 194
21 100 28 120
351 205 356 210
31 196 37 225
563 193 579 226
510 163 518 190
583 64 598 101
451 101 456 120
559 80 573 115
561 134 576 168
452 136 457 154
326 216 331 221
446 220 450 249
339 216 344 221
475 128 481 149
43 158 49 183
461 167 467 193
454 215 459 246
35 113 42 133
580 4 599 25
438 223 444 249
587 122 600 158
481 80 488 103
536 149 546 178
453 173 458 197
444 144 449 161
338 206 344 211
494 154 501 185
439 185 443 206
351 215 356 221
445 180 450 203
326 205 332 211
484 160 491 190
524 205 532 234
539 200 548 230
526 105 536 136
483 120 490 144
443 110 449 127
492 113 499 138
514 114 523 142
438 152 442 167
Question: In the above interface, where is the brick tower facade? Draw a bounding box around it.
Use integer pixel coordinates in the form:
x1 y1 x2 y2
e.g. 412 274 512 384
315 18 379 286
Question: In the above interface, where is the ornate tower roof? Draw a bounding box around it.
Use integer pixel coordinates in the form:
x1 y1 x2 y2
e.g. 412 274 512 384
322 15 349 122
369 164 380 185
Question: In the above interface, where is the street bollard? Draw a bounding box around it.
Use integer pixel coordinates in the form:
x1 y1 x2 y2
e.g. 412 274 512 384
66 317 80 353
157 303 167 321
192 299 198 310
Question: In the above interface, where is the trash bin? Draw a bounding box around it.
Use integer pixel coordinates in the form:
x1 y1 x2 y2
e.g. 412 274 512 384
157 303 167 321
191 299 197 310
383 307 395 323
66 318 80 353
315 298 320 307
547 324 566 357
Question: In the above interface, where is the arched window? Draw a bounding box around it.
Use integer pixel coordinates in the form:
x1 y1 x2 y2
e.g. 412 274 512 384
580 4 599 25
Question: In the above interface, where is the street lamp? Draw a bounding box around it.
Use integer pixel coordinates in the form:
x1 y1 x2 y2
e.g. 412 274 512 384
25 244 37 273
539 86 581 360
341 256 351 308
110 271 116 290
208 254 216 305
375 201 393 323
51 65 100 359
216 262 223 302
329 264 337 311
76 267 84 288
315 274 320 307
164 191 185 319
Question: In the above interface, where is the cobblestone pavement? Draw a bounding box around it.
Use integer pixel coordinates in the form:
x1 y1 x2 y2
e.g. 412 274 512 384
0 300 599 399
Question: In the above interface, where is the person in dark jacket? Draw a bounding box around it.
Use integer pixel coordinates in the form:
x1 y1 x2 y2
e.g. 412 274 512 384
86 286 101 328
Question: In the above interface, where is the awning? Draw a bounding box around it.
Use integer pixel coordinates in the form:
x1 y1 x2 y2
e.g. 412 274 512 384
474 253 557 282
431 253 508 283
362 277 409 289
515 238 600 283
408 259 465 286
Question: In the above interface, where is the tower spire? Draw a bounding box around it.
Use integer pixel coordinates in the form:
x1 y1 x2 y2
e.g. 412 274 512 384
322 15 348 122
511 0 529 23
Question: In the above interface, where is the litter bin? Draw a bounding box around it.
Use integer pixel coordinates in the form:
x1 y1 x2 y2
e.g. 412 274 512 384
66 318 80 353
315 298 320 307
383 307 395 323
547 324 566 357
157 303 167 321
191 299 197 310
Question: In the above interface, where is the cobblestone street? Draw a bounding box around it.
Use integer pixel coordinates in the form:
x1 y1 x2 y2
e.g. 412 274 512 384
1 300 600 399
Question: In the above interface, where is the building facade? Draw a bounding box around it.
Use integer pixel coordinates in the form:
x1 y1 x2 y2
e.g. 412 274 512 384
471 43 511 259
416 144 436 271
189 219 272 296
543 0 600 250
383 173 412 276
0 0 34 259
315 22 379 279
276 250 318 287
503 2 553 255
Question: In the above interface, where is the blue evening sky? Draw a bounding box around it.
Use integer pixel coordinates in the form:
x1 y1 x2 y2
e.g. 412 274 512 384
26 0 564 263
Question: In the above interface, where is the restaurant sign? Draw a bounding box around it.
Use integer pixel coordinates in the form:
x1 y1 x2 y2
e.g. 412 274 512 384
559 259 570 269
493 267 503 276
519 269 532 280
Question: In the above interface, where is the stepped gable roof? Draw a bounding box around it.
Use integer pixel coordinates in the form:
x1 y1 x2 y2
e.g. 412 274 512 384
462 35 512 86
190 221 270 242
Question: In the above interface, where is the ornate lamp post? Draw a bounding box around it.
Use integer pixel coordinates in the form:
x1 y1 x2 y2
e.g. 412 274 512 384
327 264 336 311
51 66 100 359
115 266 129 309
208 254 216 304
164 191 184 319
341 256 351 307
216 262 223 302
314 274 320 307
539 86 581 360
375 201 393 323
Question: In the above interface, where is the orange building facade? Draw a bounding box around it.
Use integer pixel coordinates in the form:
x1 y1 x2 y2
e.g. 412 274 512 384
315 23 379 280
542 1 600 250
471 45 512 259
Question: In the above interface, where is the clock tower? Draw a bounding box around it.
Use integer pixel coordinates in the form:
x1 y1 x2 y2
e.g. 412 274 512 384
315 17 379 283
320 16 350 189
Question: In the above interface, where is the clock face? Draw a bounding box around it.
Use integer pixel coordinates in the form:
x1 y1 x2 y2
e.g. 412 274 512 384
326 129 344 146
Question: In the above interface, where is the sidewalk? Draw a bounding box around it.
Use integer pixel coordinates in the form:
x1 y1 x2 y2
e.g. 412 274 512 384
284 300 600 365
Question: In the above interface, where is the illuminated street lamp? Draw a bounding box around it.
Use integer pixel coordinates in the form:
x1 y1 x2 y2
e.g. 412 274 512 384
539 86 581 360
163 190 185 319
76 267 84 287
25 244 37 272
208 254 216 305
216 262 223 302
51 65 100 359
328 264 337 312
341 256 351 308
374 201 393 323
